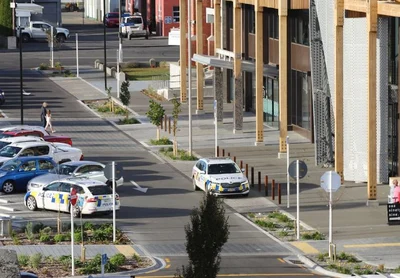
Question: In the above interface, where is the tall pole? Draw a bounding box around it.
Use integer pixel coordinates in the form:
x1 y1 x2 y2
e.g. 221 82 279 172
188 0 192 155
296 159 300 240
19 18 23 125
118 0 123 62
70 188 75 276
117 50 120 98
51 26 54 68
76 33 79 77
328 171 333 258
103 0 108 91
286 136 290 208
112 161 116 242
214 100 217 157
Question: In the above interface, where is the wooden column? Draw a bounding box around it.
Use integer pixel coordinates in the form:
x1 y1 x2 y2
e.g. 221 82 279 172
179 0 187 103
278 0 288 153
255 0 264 145
367 0 377 200
214 0 221 52
196 0 204 113
334 0 344 180
233 0 243 133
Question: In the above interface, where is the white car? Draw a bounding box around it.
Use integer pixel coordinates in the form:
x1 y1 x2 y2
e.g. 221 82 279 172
192 157 250 197
0 136 44 150
0 141 83 166
24 178 120 217
27 161 124 191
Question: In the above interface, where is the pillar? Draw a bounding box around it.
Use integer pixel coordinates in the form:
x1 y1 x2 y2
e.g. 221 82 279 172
233 0 243 133
214 0 221 53
367 0 377 200
334 0 344 180
278 0 288 153
214 0 223 123
255 1 263 145
196 0 204 114
179 0 187 103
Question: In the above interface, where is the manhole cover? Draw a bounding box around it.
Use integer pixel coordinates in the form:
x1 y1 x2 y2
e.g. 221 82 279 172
288 260 304 265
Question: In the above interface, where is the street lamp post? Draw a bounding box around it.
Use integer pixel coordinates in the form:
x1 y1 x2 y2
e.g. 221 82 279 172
19 18 23 125
188 0 192 156
103 0 107 91
118 0 123 62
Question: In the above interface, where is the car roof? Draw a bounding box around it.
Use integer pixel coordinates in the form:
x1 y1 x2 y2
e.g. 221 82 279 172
58 178 106 187
0 136 43 143
201 157 235 165
8 141 52 148
61 161 104 167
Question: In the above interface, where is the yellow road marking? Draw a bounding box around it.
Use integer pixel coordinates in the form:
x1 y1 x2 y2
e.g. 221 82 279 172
290 242 319 254
277 258 285 263
344 242 400 248
115 245 138 257
165 258 170 263
137 275 314 278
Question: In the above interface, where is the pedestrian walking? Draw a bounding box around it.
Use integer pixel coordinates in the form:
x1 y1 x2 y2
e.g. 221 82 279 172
40 102 48 128
44 109 55 133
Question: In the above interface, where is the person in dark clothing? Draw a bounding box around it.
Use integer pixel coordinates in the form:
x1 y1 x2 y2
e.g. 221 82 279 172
40 102 48 128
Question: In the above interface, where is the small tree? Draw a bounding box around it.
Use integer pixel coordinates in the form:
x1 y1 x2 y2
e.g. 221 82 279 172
106 86 114 112
171 96 181 157
146 100 165 140
120 81 131 119
176 194 230 278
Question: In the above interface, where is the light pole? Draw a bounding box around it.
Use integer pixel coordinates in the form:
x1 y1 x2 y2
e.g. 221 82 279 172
19 18 24 125
118 0 123 62
103 0 107 91
188 0 193 156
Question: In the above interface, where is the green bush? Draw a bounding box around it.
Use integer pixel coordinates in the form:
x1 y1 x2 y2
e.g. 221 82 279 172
44 255 56 264
29 253 42 269
11 231 20 245
0 0 13 37
39 226 52 236
132 253 142 263
278 231 289 237
59 255 71 268
54 234 65 243
247 213 255 218
25 222 35 242
18 255 29 267
301 231 324 240
39 63 49 70
79 254 101 274
317 252 328 262
97 105 111 113
33 222 45 234
39 234 51 242
150 137 173 145
109 253 126 267
83 222 94 231
118 117 140 125
255 220 278 230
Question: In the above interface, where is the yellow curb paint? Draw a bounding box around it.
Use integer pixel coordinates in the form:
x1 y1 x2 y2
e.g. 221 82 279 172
277 258 285 263
115 245 138 257
290 242 319 254
344 242 400 248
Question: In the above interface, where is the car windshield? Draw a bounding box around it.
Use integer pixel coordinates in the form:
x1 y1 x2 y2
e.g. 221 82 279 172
0 141 10 149
208 163 241 175
1 159 21 171
0 133 12 139
89 185 112 195
0 146 21 158
50 164 78 175
126 17 142 24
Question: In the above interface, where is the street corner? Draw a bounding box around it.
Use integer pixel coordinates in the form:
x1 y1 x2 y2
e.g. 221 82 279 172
289 241 321 255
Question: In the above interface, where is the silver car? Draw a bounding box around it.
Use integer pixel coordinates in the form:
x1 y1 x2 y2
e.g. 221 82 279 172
27 161 124 191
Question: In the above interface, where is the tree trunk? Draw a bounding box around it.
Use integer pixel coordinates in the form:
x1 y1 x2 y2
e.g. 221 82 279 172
173 138 178 157
156 127 160 140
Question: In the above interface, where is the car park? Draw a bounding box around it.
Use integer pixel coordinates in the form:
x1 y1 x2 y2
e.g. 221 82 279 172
27 161 124 191
24 178 120 217
192 157 250 197
0 125 73 146
0 141 83 166
0 156 56 194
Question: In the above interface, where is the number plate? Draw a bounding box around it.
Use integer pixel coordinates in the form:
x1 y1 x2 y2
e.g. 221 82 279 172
228 188 236 192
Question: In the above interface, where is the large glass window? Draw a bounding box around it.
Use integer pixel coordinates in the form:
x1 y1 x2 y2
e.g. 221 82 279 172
291 11 309 46
172 6 179 22
268 12 279 39
289 70 311 130
263 77 279 127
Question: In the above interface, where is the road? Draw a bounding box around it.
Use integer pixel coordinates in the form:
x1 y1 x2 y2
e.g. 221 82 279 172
0 13 327 278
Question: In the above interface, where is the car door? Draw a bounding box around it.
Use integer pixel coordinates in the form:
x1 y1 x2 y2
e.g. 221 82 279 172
31 23 45 38
36 159 55 176
41 182 61 211
17 160 37 190
58 182 71 212
86 165 106 182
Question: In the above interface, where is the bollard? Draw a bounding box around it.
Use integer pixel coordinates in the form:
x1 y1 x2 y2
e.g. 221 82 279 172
81 245 86 262
160 116 163 129
217 146 220 157
272 179 275 200
164 115 167 131
222 149 225 156
240 160 243 169
278 183 281 204
233 156 236 163
265 175 268 196
251 167 254 187
168 117 171 134
245 164 249 178
258 171 261 192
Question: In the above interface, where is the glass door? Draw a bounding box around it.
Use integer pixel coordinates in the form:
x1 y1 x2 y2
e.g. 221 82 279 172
263 77 279 127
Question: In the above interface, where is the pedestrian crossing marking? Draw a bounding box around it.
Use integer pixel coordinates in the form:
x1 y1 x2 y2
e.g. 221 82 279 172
290 242 319 254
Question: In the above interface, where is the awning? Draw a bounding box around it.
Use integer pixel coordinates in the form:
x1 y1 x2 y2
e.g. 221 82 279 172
16 3 44 15
192 54 279 78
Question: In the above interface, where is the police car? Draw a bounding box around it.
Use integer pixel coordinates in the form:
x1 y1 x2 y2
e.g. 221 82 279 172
192 157 250 197
24 178 120 217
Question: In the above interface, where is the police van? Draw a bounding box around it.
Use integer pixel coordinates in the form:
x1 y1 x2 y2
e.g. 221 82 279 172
121 12 148 40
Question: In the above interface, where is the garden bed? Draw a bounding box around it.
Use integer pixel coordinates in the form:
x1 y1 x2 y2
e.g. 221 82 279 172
122 67 169 81
141 87 166 101
149 137 173 146
159 147 197 161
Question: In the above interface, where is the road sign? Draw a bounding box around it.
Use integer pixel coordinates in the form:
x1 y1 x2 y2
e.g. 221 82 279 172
101 254 108 265
320 171 341 193
70 188 77 206
288 160 308 179
104 163 123 181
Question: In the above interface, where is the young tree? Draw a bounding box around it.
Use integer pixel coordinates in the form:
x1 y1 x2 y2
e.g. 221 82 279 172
171 96 181 157
120 81 131 119
0 1 12 37
106 86 114 112
176 194 230 278
146 100 165 140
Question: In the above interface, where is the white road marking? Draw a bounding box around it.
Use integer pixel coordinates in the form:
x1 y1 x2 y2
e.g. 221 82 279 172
130 180 148 193
0 205 16 212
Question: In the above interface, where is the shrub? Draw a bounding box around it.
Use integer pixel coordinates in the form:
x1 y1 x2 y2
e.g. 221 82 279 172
301 231 324 240
39 226 52 236
132 253 142 263
83 222 94 231
150 137 173 145
247 213 255 218
54 234 65 243
18 255 29 267
33 223 45 234
44 255 56 264
29 253 42 269
109 253 126 267
278 231 289 237
39 63 48 70
316 252 328 262
118 117 140 125
25 222 35 242
59 255 71 268
74 231 87 242
255 220 278 230
126 62 141 68
11 231 20 245
39 234 51 242
54 61 62 69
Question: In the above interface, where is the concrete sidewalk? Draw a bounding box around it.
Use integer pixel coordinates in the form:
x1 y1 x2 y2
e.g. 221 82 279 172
41 67 400 270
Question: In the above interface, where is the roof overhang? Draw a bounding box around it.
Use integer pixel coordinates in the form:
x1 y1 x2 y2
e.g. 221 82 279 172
192 54 279 78
16 3 44 15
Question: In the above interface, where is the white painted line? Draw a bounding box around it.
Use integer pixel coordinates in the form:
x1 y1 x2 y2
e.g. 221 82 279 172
279 209 316 231
148 150 166 164
76 99 104 119
0 205 16 212
140 141 150 148
0 110 8 118
0 213 11 218
22 90 31 96
130 180 148 193
0 199 9 204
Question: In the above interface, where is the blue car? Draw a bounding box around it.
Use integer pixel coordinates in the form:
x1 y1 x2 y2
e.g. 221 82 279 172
0 156 57 194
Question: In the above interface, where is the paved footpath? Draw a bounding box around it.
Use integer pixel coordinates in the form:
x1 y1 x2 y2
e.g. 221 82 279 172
5 67 400 274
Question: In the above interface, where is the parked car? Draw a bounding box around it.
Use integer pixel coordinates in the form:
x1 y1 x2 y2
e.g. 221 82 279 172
121 13 148 40
0 141 83 166
0 156 56 194
192 157 250 197
25 178 120 217
104 12 120 27
27 161 124 191
16 21 70 43
0 125 73 146
0 136 44 150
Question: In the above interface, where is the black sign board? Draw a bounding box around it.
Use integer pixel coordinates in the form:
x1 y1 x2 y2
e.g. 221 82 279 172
288 160 308 180
387 203 400 225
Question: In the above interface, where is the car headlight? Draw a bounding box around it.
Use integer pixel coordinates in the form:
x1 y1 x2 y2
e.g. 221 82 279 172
29 183 41 188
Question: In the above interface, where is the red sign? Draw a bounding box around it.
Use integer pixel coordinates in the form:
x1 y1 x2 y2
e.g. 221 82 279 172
70 188 77 206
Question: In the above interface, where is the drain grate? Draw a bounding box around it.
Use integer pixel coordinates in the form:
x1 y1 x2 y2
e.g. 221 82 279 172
288 260 304 265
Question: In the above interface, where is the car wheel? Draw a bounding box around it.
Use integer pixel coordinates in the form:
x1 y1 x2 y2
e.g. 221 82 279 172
56 34 66 43
193 178 198 191
21 34 30 43
70 205 81 218
26 196 38 211
2 180 14 194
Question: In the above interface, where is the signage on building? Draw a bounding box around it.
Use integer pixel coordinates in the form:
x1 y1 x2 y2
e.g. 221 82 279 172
387 203 400 225
168 28 180 46
165 16 172 24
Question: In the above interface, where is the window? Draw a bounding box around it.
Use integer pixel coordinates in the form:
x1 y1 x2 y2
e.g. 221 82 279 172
36 146 50 155
51 164 77 175
89 185 112 195
0 146 21 158
75 185 85 194
38 159 54 170
173 6 179 22
32 24 42 28
89 165 104 172
46 182 61 191
269 12 279 39
76 165 91 174
20 148 35 157
0 141 11 150
291 11 309 46
1 160 21 171
208 163 241 175
20 160 36 171
60 182 71 193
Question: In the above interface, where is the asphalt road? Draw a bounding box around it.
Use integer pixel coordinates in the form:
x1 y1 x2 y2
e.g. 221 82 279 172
0 13 326 277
